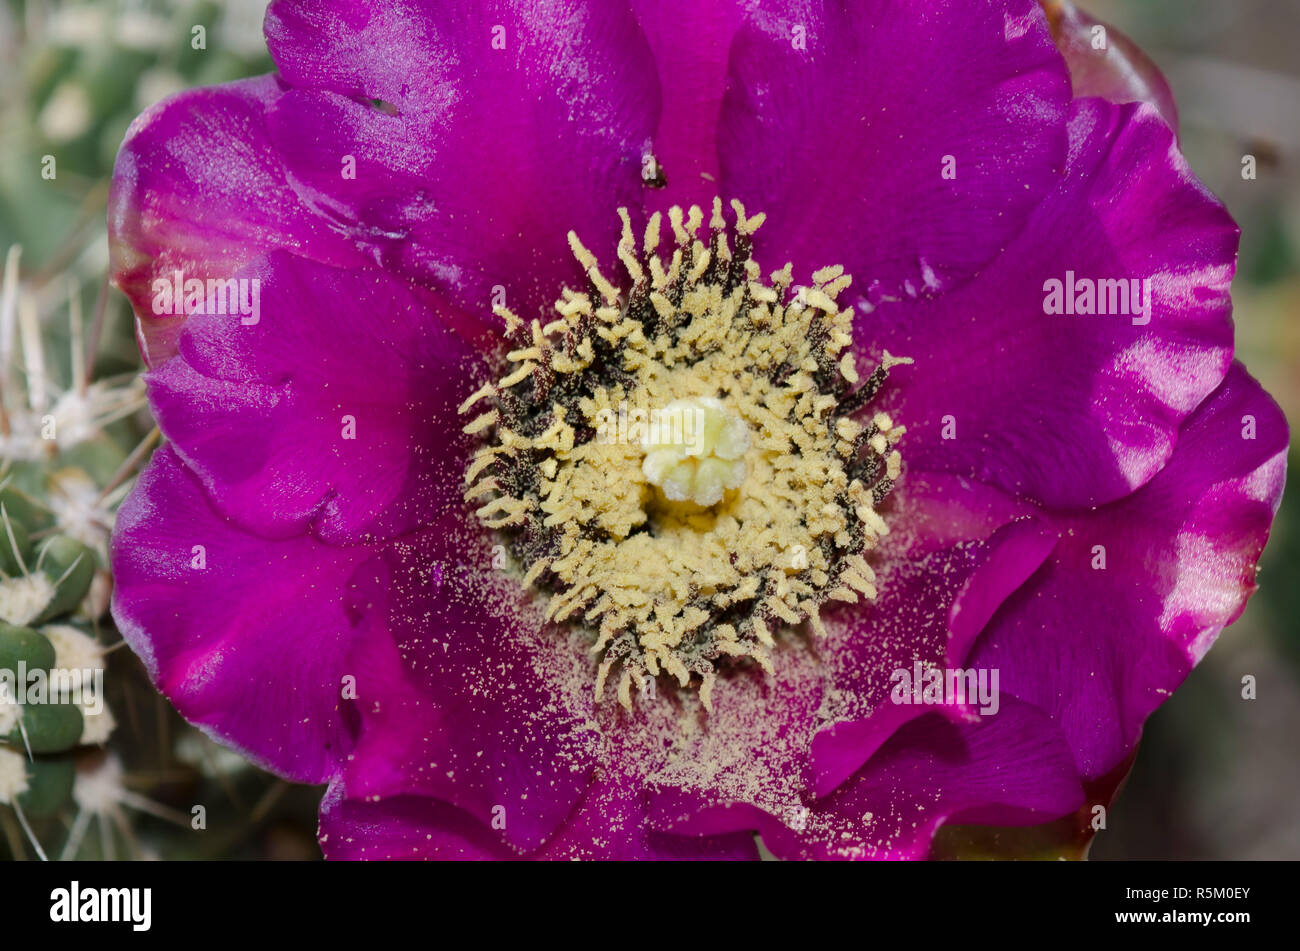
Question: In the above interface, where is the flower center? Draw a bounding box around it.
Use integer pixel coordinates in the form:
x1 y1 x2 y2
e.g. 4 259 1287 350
460 199 910 709
640 396 750 507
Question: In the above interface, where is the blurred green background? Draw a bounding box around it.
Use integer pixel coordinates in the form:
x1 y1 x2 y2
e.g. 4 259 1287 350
0 0 1295 860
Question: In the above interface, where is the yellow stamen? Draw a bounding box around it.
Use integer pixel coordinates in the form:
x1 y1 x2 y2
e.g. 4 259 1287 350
461 200 910 708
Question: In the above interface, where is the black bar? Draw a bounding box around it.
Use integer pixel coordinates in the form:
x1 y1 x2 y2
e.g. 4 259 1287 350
6 859 1284 939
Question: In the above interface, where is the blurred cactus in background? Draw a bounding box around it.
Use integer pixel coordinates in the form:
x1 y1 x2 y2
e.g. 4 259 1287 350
0 231 160 857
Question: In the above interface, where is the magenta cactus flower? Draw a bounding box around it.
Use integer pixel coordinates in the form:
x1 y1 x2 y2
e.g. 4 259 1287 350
108 0 1287 860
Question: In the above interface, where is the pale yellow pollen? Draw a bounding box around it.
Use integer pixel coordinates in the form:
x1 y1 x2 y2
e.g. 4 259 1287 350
493 305 523 334
458 382 497 415
462 409 498 435
498 361 535 388
839 352 860 385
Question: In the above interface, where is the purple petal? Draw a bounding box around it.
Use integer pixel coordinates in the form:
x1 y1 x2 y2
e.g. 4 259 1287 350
318 780 759 860
537 774 760 859
334 519 599 853
328 521 769 857
719 0 1070 298
762 700 1084 860
109 76 368 368
873 98 1237 507
630 0 750 210
110 447 383 783
263 0 661 326
1044 0 1179 132
645 638 826 829
318 786 508 860
145 252 486 543
970 362 1288 780
811 476 1059 795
